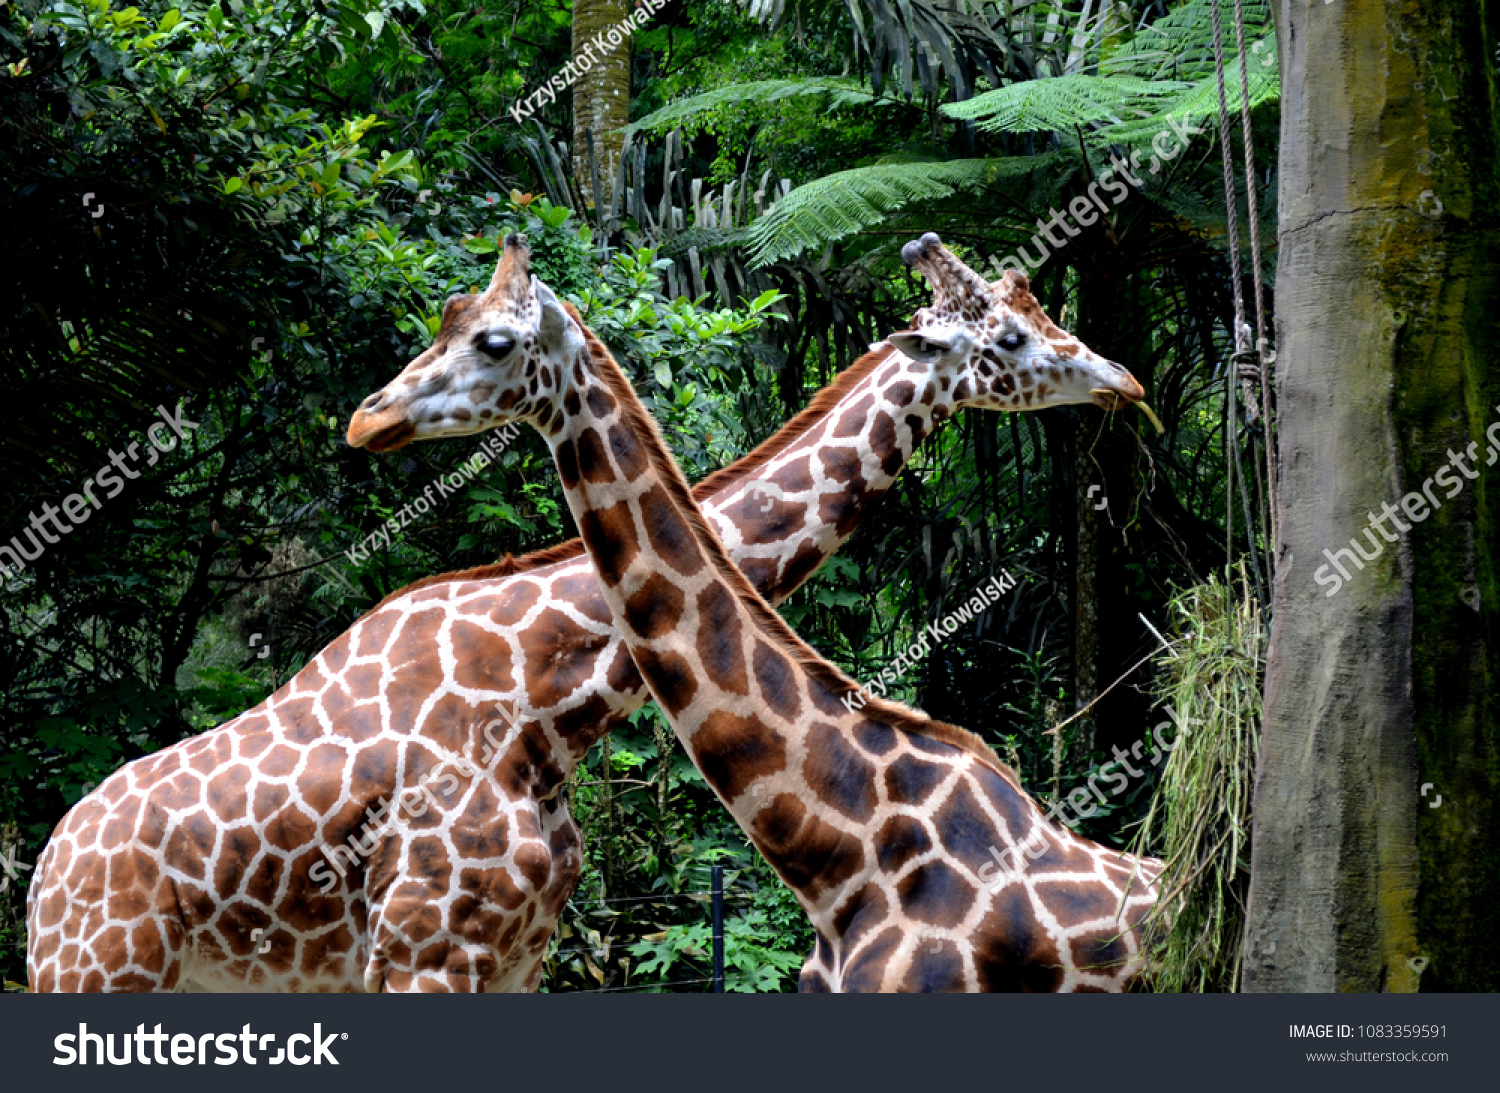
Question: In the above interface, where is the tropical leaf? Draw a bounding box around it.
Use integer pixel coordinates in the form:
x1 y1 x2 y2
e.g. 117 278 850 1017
1102 0 1274 83
745 155 1061 266
944 74 1190 133
942 35 1278 159
625 79 898 137
1099 40 1279 150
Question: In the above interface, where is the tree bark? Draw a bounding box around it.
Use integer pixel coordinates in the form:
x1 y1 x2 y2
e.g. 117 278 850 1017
571 0 632 211
1245 0 1500 992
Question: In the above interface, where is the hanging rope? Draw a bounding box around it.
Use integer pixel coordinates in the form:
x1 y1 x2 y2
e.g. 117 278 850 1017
1230 0 1268 355
1210 0 1244 580
1210 0 1275 601
1229 0 1280 554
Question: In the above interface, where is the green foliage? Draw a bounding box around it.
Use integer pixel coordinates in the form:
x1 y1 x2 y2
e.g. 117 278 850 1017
182 667 272 730
942 74 1190 133
626 77 894 136
746 154 1058 265
627 907 804 992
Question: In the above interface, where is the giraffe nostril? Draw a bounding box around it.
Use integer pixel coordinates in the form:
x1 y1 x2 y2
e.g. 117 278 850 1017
360 392 386 413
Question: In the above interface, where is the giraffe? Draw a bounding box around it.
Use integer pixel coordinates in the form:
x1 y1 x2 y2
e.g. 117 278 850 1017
26 230 1144 993
353 233 1162 991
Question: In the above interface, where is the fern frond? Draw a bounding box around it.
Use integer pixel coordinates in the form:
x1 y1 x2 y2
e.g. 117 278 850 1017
941 34 1277 157
660 226 752 257
745 155 1063 266
1101 0 1274 82
625 79 897 136
945 74 1190 133
1098 40 1278 151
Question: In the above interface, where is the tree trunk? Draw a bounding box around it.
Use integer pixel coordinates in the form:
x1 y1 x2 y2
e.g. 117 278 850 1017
571 0 632 211
1245 0 1500 992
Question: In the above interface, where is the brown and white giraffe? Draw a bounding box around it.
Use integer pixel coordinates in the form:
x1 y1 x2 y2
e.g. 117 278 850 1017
26 232 1145 992
353 234 1161 991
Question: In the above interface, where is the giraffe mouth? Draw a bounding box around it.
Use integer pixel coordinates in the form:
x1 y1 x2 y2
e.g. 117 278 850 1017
1092 388 1165 432
346 407 417 452
363 422 417 452
1091 389 1135 411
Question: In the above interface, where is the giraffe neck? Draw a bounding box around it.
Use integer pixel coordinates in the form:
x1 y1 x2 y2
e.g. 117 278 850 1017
691 342 963 607
542 336 1022 925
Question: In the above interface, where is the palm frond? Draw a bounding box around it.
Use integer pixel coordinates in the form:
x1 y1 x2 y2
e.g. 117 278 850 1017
744 155 1061 266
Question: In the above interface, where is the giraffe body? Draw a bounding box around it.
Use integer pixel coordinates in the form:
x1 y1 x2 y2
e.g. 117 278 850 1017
348 234 1160 990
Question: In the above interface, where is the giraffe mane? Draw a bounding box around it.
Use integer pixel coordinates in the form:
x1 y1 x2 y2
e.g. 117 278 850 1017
364 305 896 616
580 312 1023 790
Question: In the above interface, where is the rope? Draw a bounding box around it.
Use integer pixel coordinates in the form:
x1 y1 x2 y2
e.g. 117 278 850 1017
1210 0 1277 599
1211 0 1243 582
1230 0 1268 351
1210 1 1248 353
1229 0 1280 552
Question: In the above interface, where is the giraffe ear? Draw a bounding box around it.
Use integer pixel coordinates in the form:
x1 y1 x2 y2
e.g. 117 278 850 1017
534 277 584 359
999 268 1031 296
887 329 968 365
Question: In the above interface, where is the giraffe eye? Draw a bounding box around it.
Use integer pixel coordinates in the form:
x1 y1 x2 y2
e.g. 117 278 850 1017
997 332 1027 352
478 333 516 359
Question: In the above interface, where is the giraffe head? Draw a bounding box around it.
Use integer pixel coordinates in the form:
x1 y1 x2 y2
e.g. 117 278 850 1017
347 233 585 451
887 232 1145 412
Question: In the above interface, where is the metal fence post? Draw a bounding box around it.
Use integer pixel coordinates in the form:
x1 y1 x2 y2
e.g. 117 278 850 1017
711 864 724 993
